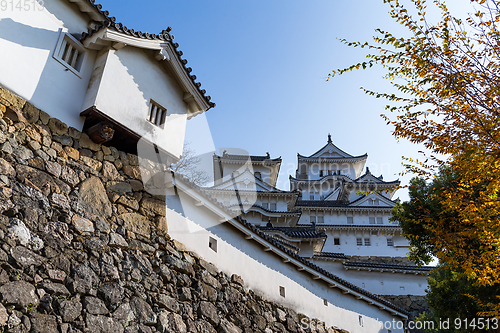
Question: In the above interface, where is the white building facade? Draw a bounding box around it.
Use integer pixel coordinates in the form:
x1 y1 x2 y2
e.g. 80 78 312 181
0 0 214 162
205 136 432 297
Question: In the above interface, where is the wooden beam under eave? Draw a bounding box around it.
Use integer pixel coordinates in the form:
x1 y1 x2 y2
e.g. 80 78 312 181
112 42 127 50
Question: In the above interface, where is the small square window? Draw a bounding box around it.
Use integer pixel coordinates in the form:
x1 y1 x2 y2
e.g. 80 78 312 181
347 217 353 224
53 30 86 77
364 238 371 246
310 216 316 223
262 202 269 209
387 239 394 246
209 236 217 253
148 100 167 128
270 203 277 211
279 286 285 298
356 238 363 246
369 217 375 224
377 217 383 224
334 238 340 245
317 216 324 223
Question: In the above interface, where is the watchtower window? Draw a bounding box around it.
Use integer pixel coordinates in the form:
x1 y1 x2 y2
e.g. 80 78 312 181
148 100 167 128
53 31 86 77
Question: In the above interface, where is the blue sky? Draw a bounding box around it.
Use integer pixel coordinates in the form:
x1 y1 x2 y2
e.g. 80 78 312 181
96 0 464 200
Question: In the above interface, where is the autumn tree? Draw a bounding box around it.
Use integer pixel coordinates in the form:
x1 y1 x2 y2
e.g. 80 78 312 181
394 169 500 322
331 0 500 314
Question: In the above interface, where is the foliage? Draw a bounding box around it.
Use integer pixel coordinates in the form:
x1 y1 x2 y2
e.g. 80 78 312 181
331 0 500 314
391 170 458 265
171 142 209 186
425 266 500 332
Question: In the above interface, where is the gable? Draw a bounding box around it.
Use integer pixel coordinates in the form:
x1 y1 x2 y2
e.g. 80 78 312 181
349 192 396 207
356 173 386 183
310 142 354 159
211 169 277 192
323 187 341 201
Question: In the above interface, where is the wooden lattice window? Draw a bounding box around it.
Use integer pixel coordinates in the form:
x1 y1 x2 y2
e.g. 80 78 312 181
53 31 86 77
148 100 167 128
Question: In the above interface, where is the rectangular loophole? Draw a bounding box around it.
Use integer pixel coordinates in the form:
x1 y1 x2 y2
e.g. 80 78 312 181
208 236 217 253
279 286 285 298
53 30 86 77
323 298 328 306
148 100 167 128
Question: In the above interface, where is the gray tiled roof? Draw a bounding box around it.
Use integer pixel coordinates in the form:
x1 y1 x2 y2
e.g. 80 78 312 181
344 262 436 272
258 226 326 239
313 252 349 260
219 153 282 162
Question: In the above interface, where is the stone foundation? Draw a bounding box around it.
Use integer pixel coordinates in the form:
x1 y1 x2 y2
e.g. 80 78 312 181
0 86 350 333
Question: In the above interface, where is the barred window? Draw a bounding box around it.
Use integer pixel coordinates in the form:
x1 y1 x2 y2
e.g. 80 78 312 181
148 100 167 128
53 31 86 76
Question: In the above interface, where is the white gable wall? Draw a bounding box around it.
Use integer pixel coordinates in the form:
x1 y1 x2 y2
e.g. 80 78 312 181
0 0 96 128
220 163 272 185
84 46 188 159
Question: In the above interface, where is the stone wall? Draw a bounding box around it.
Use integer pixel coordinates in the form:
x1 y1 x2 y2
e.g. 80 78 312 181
379 295 429 333
347 256 412 265
0 87 349 333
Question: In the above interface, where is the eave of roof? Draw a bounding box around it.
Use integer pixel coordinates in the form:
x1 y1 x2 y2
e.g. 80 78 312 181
258 226 327 239
216 153 282 163
206 171 288 193
313 252 350 260
344 262 436 274
289 174 355 183
295 199 396 210
244 204 302 215
313 224 402 232
297 153 368 163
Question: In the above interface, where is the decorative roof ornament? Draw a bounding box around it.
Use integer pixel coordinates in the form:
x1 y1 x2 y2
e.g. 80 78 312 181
327 133 332 143
366 167 371 174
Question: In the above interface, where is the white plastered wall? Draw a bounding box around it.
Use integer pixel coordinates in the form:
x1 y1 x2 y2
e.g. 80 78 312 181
311 260 428 296
83 46 188 159
166 184 406 333
0 0 96 129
